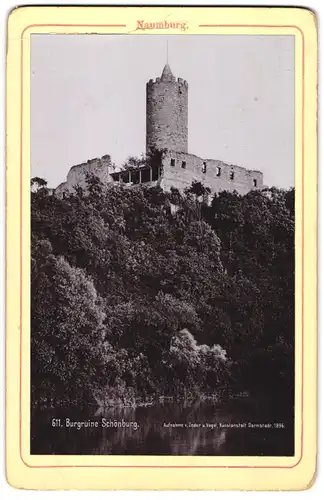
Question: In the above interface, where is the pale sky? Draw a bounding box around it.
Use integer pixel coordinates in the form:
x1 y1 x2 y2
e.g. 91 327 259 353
31 34 295 189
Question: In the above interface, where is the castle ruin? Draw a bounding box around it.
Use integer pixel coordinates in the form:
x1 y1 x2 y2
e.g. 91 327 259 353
55 63 263 197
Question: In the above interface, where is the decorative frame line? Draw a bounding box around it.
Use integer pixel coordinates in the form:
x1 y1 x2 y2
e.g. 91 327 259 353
20 23 304 469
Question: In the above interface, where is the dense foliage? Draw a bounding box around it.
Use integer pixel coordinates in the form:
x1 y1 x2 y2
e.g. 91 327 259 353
31 173 294 408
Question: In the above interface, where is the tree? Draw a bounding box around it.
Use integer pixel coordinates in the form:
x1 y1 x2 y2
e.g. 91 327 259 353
31 175 294 405
185 180 211 200
166 328 229 395
31 246 106 405
31 177 48 192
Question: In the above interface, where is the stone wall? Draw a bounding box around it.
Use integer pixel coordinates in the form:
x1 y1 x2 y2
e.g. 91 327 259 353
55 150 263 198
55 154 113 196
160 151 263 196
146 78 188 154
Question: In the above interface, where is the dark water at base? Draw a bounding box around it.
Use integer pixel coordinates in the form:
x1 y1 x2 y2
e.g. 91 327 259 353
31 398 294 456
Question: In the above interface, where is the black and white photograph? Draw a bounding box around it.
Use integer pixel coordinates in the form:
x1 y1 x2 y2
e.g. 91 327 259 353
30 34 295 457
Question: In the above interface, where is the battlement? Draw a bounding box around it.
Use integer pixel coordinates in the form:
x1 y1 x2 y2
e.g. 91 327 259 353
147 63 188 89
147 77 188 88
177 77 188 88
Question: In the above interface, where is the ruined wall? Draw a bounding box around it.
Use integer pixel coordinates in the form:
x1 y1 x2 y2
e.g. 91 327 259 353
146 77 188 154
55 150 263 199
160 151 263 196
55 154 113 196
55 150 263 198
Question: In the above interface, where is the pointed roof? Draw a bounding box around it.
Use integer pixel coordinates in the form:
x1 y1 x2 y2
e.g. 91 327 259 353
161 63 174 81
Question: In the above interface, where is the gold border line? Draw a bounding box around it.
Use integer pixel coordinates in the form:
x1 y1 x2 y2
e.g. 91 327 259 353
19 23 304 470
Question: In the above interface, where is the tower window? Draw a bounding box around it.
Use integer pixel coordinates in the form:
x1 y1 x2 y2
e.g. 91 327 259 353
202 162 207 174
253 179 257 187
217 167 221 177
230 171 234 180
181 161 186 169
170 158 175 166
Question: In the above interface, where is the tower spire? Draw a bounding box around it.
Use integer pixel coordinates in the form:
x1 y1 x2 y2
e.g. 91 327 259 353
161 62 174 81
166 39 169 64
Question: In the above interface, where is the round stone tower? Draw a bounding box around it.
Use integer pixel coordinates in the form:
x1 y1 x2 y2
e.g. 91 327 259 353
146 64 188 154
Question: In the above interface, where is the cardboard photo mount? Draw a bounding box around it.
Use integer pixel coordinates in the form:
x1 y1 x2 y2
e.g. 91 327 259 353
6 5 317 491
